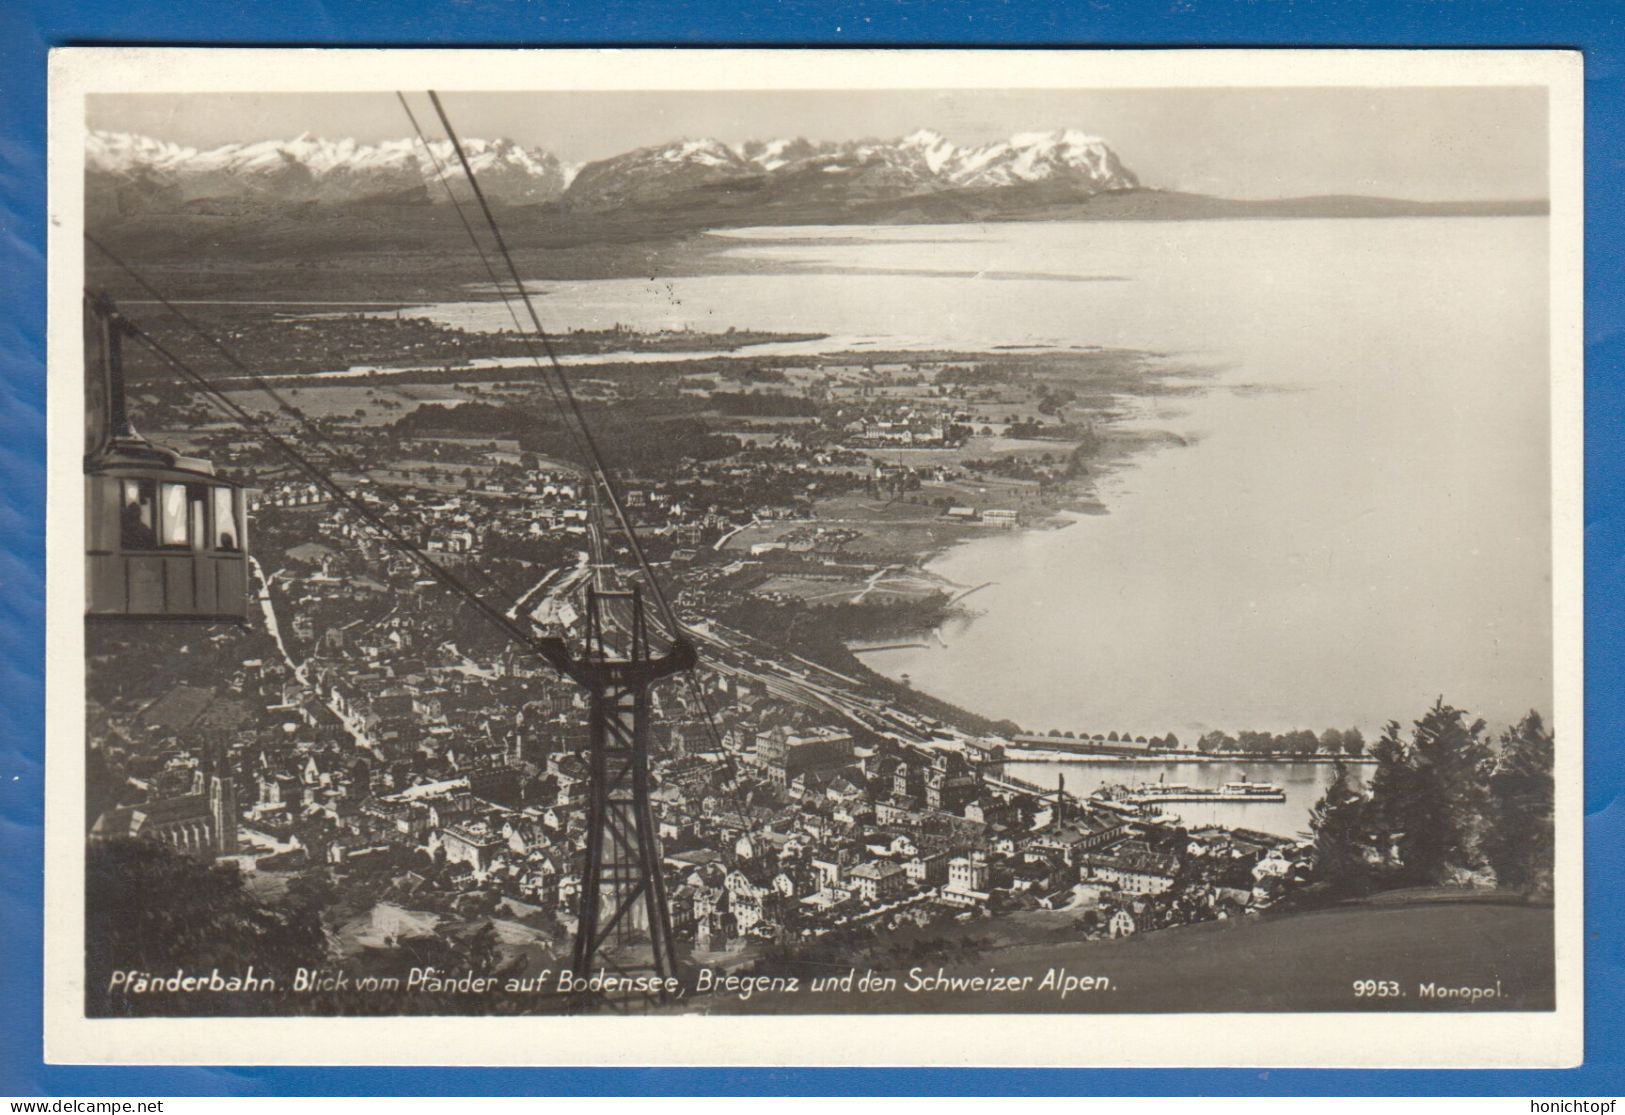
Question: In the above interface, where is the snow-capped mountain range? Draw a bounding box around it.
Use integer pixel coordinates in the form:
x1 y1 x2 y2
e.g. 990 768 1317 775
87 131 570 206
87 127 1139 212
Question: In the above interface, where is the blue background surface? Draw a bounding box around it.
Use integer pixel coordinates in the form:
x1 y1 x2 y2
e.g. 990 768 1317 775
1 0 1620 1096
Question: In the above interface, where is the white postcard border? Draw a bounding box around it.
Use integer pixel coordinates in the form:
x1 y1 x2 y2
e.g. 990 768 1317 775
43 46 1585 1068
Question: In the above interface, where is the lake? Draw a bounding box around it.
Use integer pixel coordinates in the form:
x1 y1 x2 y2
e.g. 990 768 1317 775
399 217 1553 745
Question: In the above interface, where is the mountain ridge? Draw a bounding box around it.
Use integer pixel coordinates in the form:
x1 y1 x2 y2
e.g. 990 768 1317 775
86 127 1141 216
84 128 1548 272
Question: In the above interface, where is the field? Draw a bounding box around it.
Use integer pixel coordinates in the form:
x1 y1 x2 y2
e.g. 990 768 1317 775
219 382 493 426
724 497 990 562
698 891 1556 1014
754 569 947 606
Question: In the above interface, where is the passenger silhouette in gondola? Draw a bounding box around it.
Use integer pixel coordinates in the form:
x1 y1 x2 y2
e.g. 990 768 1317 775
218 529 237 552
121 498 155 549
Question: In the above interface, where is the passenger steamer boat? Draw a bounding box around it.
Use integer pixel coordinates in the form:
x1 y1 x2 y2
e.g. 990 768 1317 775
1122 776 1287 805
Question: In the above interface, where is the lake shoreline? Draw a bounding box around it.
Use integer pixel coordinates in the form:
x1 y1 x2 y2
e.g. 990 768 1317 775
1001 750 1378 765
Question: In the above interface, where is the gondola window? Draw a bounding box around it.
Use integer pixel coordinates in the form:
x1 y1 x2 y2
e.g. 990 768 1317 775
158 482 190 548
213 487 239 551
119 479 156 549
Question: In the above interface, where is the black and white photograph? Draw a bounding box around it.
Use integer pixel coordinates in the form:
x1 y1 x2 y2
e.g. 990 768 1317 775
44 48 1583 1067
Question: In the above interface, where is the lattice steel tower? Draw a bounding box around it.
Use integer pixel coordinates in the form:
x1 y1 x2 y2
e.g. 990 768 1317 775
565 587 694 1010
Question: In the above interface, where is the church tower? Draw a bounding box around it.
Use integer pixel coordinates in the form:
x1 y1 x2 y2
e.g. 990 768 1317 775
207 747 239 856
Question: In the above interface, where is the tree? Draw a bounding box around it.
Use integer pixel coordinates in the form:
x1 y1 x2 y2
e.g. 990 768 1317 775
1366 699 1491 885
1284 728 1319 754
1318 727 1344 755
86 744 118 831
1364 720 1418 878
85 839 329 1017
463 921 502 977
1341 727 1366 756
1238 729 1275 755
1310 758 1374 893
1484 711 1555 896
1163 732 1180 750
1309 701 1552 898
1414 698 1494 878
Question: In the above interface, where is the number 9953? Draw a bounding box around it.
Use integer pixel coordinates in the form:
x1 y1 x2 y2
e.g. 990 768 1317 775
1352 979 1403 998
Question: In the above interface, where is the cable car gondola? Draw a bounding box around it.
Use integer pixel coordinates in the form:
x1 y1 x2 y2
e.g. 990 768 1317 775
83 293 251 622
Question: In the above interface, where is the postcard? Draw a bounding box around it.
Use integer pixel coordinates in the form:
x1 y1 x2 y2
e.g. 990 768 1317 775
43 46 1583 1067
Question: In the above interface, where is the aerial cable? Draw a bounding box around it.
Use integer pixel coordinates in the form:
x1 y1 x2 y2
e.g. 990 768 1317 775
87 234 376 477
125 318 574 675
121 319 536 647
419 90 727 751
395 91 607 545
423 91 681 638
83 235 515 599
394 93 511 305
120 317 576 679
411 89 616 591
396 92 614 589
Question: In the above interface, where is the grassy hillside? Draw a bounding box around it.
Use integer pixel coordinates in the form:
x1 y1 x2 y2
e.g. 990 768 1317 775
699 891 1555 1014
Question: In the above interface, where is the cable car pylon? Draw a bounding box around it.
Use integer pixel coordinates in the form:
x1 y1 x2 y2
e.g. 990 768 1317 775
417 89 706 1009
567 586 693 1010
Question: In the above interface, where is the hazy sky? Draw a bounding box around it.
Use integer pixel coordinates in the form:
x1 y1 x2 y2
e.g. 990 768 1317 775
89 86 1548 201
